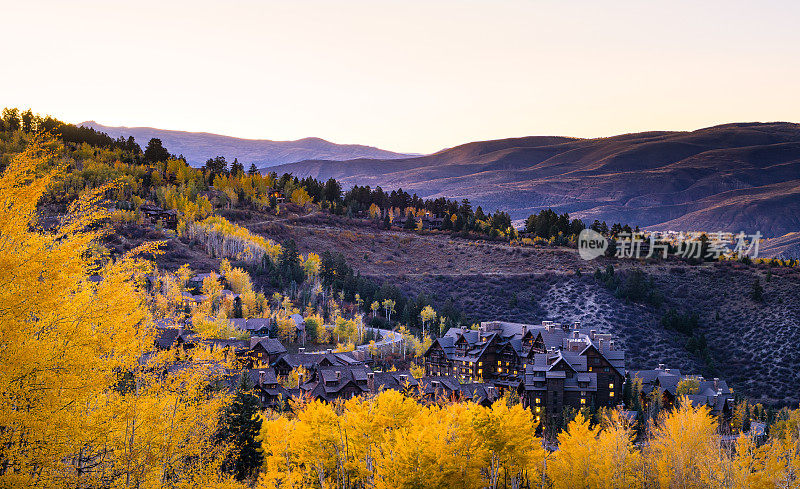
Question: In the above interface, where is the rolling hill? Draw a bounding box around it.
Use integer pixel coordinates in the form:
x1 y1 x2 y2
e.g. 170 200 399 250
77 121 412 168
272 123 800 239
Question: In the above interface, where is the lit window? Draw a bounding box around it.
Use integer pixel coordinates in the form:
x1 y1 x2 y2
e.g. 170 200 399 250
588 367 593 372
580 399 586 405
478 369 482 375
609 392 615 397
478 362 482 367
535 398 541 404
498 368 503 373
535 406 541 412
536 416 540 422
609 383 614 389
497 360 502 365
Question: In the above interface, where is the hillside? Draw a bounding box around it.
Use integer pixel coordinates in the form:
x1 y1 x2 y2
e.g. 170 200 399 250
272 123 800 238
78 121 413 167
224 211 800 406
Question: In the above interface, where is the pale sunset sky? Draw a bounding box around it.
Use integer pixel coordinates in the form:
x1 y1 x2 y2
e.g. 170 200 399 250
4 0 799 154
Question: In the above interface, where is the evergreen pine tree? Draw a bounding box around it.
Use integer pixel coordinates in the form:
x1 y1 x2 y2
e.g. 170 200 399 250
751 278 764 302
218 373 263 480
742 399 751 434
622 372 632 409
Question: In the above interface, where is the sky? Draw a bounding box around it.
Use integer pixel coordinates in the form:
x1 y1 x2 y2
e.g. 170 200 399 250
4 0 799 154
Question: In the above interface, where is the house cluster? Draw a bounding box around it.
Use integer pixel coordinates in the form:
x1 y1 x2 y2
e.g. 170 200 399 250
154 325 500 410
155 317 735 424
630 364 735 418
176 272 308 340
424 321 625 422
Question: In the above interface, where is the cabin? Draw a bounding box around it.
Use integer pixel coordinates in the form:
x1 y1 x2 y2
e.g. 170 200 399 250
139 204 178 229
249 337 287 367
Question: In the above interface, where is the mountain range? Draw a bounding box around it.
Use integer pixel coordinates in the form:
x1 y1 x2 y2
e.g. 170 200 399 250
271 122 800 245
78 121 412 167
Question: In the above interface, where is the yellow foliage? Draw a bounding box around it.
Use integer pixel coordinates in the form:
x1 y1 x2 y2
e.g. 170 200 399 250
186 215 282 264
649 396 720 488
0 139 234 487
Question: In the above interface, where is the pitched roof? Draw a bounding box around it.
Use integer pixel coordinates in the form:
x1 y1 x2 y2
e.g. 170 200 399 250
250 337 287 355
154 327 181 350
372 371 419 392
276 351 363 370
245 318 271 331
304 364 372 400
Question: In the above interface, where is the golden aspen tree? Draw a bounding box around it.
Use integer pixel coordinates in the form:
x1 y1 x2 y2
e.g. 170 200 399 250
277 316 297 343
0 141 152 486
548 413 598 489
257 416 304 489
591 411 644 489
649 396 721 489
0 140 242 488
302 252 321 281
471 401 545 489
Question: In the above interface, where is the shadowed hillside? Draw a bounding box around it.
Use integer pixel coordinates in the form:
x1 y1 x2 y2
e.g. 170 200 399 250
273 122 800 238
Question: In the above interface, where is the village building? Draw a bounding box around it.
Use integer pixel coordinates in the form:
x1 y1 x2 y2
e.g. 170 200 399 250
424 320 625 420
630 365 735 420
248 337 287 367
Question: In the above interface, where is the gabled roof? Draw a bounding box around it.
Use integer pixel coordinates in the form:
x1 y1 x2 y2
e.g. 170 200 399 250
418 375 462 396
305 365 372 399
155 327 181 350
372 370 419 392
245 318 271 331
275 351 363 370
250 337 287 355
248 367 278 386
578 343 625 377
458 383 500 404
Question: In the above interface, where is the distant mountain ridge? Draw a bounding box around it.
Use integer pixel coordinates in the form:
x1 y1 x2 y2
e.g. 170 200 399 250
77 121 413 168
271 122 800 240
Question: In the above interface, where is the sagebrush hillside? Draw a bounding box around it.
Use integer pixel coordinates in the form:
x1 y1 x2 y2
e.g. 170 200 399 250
227 211 800 406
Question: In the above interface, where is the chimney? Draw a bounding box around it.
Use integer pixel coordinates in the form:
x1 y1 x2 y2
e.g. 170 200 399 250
574 321 581 329
399 374 408 383
609 340 615 350
665 368 671 374
431 380 440 389
335 370 341 381
298 371 305 385
598 339 604 351
714 378 719 390
658 363 665 370
299 347 305 353
572 331 579 339
590 329 596 339
326 349 332 354
367 372 375 393
259 370 265 385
